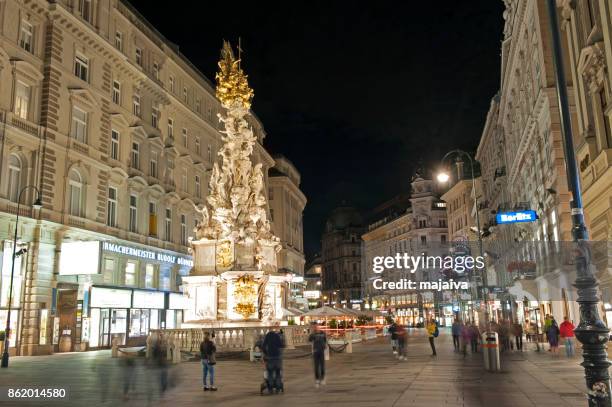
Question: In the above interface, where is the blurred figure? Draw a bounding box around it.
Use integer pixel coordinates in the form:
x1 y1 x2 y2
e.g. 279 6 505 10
121 351 136 401
460 321 471 357
499 319 510 352
469 322 480 353
544 314 553 351
451 318 461 352
91 357 112 403
512 320 523 351
309 323 327 387
426 318 437 356
546 316 560 356
200 331 217 391
559 316 575 357
262 327 284 393
396 325 407 360
153 333 169 396
388 321 398 355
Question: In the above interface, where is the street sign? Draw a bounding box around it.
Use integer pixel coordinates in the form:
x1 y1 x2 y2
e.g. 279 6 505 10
496 210 537 224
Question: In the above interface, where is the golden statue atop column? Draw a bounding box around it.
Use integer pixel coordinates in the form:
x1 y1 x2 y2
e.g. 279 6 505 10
182 41 285 326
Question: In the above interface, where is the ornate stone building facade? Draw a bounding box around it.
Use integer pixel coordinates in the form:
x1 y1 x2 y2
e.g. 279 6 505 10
362 174 448 325
268 155 307 308
321 205 364 307
0 0 274 355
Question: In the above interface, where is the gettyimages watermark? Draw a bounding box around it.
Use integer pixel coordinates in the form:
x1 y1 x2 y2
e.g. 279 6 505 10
364 240 608 301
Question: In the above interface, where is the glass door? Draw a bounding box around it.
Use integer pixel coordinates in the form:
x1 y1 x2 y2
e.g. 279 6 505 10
100 309 110 348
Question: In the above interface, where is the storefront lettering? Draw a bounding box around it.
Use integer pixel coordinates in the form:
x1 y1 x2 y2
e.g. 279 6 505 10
102 242 192 267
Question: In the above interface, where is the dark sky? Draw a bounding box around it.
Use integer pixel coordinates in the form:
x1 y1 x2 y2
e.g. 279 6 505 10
128 1 505 259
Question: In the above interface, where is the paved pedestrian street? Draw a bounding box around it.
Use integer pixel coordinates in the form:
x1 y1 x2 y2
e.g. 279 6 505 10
0 330 590 407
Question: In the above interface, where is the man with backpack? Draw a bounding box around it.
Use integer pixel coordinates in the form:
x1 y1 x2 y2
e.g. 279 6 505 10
199 331 217 391
262 327 284 393
309 322 328 387
426 318 438 356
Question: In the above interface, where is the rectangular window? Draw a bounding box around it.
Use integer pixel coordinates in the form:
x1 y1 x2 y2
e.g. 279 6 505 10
195 175 201 198
196 98 201 113
112 80 121 105
180 214 187 245
107 187 117 227
441 235 447 244
135 48 142 66
159 269 171 291
145 264 156 288
150 151 158 178
169 75 175 93
165 208 172 241
79 0 92 22
19 20 33 52
133 94 141 117
131 142 140 170
181 168 187 191
71 106 88 143
207 145 212 162
152 62 159 80
125 261 137 286
268 188 274 200
69 179 82 217
110 129 119 160
420 235 427 246
114 31 123 51
14 81 30 120
167 118 174 138
182 128 188 147
74 54 89 82
151 106 159 128
149 201 157 237
183 87 187 102
129 194 138 233
195 137 201 155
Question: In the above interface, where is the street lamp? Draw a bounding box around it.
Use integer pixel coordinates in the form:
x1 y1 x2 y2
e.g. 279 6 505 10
436 150 487 307
545 1 611 404
1 185 42 368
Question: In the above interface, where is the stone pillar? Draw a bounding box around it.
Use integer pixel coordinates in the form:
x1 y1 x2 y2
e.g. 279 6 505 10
19 225 54 356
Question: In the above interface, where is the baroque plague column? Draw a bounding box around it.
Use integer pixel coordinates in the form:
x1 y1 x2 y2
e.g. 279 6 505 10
181 42 286 327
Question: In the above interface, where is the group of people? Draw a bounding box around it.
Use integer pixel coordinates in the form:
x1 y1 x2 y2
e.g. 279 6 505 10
198 322 330 395
388 318 440 358
450 319 481 356
544 315 576 357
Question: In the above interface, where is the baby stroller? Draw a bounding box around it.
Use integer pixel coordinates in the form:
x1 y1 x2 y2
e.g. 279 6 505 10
259 360 284 395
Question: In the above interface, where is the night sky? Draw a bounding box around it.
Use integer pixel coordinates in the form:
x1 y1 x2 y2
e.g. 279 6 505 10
128 1 505 259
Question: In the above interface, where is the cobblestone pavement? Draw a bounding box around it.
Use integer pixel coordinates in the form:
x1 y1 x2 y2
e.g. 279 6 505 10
0 329 591 407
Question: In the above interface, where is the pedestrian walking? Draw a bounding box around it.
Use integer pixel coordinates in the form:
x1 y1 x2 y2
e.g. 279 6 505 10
512 320 523 351
262 327 285 393
559 316 575 357
426 318 438 356
451 318 461 352
544 314 553 351
460 322 471 357
309 323 327 388
200 331 217 391
546 316 560 356
396 325 407 360
388 322 398 355
152 334 169 397
469 322 480 353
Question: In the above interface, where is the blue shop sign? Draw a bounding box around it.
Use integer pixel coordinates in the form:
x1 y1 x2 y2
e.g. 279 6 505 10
496 210 537 224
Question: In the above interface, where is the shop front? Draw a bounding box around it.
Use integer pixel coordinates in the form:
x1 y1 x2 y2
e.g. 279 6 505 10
0 240 24 355
88 286 188 348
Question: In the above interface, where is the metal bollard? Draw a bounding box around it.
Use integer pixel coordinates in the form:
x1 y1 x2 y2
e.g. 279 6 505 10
482 331 501 372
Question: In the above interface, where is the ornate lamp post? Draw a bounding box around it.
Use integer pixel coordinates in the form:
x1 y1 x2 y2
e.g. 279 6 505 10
546 1 610 405
1 185 42 368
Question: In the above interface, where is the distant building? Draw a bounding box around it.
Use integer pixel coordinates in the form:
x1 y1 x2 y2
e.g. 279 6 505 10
268 155 306 308
321 205 364 308
304 254 323 309
362 173 449 325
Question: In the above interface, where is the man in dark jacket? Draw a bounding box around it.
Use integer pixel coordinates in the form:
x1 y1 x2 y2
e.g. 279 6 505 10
309 323 327 387
262 328 284 393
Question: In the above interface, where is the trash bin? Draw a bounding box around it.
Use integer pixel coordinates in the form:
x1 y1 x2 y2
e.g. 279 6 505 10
482 331 500 372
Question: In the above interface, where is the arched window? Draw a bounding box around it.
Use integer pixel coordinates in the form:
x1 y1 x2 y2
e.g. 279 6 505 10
7 154 22 203
68 170 83 217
